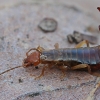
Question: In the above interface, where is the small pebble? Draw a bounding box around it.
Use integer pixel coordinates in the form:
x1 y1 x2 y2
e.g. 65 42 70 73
67 34 74 43
35 66 38 69
28 92 40 97
18 78 23 83
38 18 57 32
67 31 97 44
26 34 29 38
73 31 83 43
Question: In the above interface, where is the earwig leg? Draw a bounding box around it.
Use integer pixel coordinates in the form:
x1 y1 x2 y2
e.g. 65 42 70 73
34 64 53 80
37 46 45 51
71 64 91 74
57 66 68 79
60 68 67 79
34 66 47 80
54 43 59 49
75 40 89 48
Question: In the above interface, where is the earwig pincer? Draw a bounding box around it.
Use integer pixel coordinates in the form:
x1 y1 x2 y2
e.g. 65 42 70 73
22 40 100 79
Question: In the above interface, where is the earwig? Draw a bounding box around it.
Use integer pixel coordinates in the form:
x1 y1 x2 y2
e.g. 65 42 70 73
1 40 100 79
22 40 100 79
23 40 100 79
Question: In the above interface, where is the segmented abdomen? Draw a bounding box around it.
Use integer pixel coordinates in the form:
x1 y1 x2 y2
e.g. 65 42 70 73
41 46 100 64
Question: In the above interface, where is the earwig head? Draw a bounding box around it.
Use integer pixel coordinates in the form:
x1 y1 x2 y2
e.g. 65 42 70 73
23 49 41 67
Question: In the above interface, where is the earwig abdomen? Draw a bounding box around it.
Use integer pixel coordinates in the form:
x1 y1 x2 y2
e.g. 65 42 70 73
40 46 100 64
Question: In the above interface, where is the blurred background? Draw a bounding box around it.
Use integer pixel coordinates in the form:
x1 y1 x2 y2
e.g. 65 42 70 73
0 0 100 100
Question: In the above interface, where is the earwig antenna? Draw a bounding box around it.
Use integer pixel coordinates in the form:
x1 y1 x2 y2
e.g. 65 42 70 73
0 66 22 75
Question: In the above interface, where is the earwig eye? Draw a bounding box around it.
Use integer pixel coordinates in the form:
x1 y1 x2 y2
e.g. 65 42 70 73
40 55 47 60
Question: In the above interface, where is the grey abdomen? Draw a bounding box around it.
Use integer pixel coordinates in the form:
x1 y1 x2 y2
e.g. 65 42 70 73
41 46 100 64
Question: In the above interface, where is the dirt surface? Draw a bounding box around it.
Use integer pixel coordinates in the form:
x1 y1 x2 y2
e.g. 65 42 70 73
0 0 100 100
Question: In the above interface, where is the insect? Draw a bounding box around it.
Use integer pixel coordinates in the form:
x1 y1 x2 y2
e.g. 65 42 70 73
0 40 100 79
22 40 100 79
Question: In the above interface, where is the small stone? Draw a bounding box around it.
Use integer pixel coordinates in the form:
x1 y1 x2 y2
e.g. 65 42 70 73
38 18 57 32
11 81 13 84
67 34 74 43
18 78 23 83
67 31 83 44
26 34 29 38
38 84 44 86
35 66 38 69
28 92 40 97
0 36 5 41
73 31 83 43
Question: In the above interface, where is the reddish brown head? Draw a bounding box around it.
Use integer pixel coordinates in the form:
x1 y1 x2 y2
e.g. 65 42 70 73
23 48 41 67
